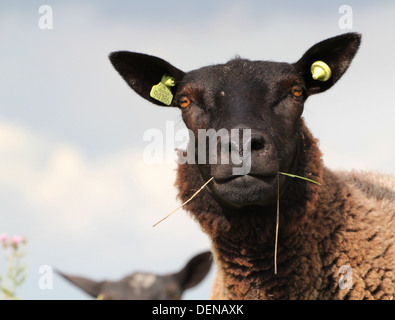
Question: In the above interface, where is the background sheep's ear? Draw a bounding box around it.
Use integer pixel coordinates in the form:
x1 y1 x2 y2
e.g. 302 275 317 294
174 251 213 291
57 270 103 298
295 32 361 95
109 51 185 107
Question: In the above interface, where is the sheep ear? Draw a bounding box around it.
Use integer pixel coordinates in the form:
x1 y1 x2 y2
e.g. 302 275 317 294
174 251 212 291
57 270 103 298
109 51 185 107
295 33 361 95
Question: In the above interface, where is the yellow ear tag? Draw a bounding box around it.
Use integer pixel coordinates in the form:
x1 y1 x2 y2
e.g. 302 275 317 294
311 61 331 82
150 75 175 105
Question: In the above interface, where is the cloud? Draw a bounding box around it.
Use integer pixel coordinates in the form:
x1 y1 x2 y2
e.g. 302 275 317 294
0 119 207 243
0 121 123 229
0 118 199 232
0 118 213 299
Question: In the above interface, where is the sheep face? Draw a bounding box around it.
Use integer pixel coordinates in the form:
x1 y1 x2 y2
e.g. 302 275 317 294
176 60 304 207
110 33 361 209
58 251 212 300
97 273 184 300
59 272 184 300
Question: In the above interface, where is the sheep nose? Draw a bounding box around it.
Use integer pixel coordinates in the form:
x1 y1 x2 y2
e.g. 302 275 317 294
221 129 265 157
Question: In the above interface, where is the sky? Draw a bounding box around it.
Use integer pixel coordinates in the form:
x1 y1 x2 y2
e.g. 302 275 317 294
1 0 395 300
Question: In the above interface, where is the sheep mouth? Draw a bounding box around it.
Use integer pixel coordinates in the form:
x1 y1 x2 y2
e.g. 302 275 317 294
211 173 278 207
214 173 276 184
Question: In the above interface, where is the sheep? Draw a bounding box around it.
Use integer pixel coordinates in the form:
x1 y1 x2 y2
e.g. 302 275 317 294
109 32 395 300
57 251 212 300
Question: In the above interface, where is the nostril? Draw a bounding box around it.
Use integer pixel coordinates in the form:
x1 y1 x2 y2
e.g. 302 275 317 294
251 135 265 151
219 129 265 156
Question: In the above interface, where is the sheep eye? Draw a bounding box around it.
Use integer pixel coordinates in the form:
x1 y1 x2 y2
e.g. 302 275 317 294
291 86 303 98
179 96 191 108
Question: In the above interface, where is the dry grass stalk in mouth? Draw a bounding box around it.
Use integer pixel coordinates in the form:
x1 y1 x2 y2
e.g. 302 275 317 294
153 172 320 276
153 176 214 227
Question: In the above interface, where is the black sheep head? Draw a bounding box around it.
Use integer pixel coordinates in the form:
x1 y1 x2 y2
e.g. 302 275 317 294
109 33 361 209
58 251 212 300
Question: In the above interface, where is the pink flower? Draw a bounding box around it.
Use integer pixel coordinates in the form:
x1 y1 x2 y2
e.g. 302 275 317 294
10 235 25 245
0 233 7 243
9 235 25 249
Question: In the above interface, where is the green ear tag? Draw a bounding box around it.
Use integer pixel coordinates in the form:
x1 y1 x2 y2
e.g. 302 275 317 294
311 61 331 82
150 75 175 105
